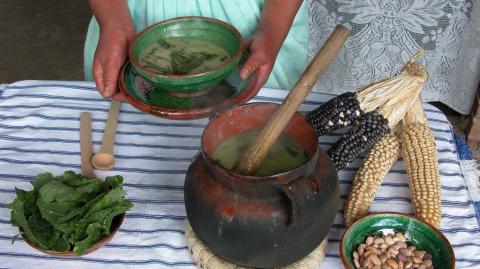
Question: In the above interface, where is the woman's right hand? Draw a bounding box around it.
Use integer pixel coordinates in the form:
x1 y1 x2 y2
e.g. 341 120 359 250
92 26 136 101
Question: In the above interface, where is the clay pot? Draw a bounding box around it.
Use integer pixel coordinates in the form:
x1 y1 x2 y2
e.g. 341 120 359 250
184 103 339 268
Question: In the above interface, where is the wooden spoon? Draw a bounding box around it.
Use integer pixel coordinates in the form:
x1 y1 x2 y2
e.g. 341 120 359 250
234 25 350 175
80 112 95 178
92 101 121 171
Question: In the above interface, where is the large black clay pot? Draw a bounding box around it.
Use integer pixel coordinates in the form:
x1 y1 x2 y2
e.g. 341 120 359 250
184 102 339 268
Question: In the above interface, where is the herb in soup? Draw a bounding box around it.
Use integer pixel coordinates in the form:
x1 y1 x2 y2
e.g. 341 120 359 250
212 130 308 176
139 37 231 75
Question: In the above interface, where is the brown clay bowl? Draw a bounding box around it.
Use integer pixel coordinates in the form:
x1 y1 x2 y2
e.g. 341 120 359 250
119 61 260 120
21 214 124 257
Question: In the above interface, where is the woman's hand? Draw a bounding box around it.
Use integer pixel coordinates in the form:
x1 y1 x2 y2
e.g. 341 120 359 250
92 27 135 101
240 31 278 90
239 0 303 90
88 0 135 101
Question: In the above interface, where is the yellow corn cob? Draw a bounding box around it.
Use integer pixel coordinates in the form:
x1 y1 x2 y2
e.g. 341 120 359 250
402 122 441 228
344 133 401 227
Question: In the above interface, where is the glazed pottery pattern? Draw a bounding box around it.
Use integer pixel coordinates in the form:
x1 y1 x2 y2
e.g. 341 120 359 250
119 61 260 120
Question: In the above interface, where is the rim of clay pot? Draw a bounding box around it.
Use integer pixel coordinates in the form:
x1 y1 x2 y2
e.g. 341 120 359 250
200 102 319 182
118 62 261 120
339 212 455 269
21 213 125 257
129 16 244 79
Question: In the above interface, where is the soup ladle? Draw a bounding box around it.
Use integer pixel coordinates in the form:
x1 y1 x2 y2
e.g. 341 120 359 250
92 101 121 171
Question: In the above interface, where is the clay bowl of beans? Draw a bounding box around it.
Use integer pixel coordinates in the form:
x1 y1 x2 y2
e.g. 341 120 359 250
340 212 455 269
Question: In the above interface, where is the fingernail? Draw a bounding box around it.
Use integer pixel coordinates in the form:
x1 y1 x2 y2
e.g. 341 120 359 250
240 70 248 80
104 87 111 96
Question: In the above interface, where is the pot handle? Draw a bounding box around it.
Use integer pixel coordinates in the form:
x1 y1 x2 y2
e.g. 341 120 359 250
281 176 317 229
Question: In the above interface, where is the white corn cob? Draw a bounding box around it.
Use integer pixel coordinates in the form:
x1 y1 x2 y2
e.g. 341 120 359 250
344 133 401 227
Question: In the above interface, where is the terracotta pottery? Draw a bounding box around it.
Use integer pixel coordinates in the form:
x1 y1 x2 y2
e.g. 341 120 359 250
129 16 243 93
21 214 124 257
184 103 340 268
340 212 455 269
119 61 260 120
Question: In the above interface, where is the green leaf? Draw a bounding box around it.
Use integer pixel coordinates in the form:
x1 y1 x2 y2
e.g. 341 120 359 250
157 39 172 49
56 180 103 204
58 171 100 187
10 194 49 249
73 223 105 256
14 188 37 219
37 198 76 234
84 187 127 218
103 175 123 190
32 172 54 191
171 51 206 74
28 208 56 248
9 172 132 255
50 233 70 252
71 201 132 246
38 180 75 203
57 193 106 224
36 175 105 233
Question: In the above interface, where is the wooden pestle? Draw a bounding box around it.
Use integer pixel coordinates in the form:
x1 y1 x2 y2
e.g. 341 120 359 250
234 25 350 175
80 112 96 178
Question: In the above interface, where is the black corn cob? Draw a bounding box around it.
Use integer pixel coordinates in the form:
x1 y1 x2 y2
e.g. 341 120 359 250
327 109 390 171
306 92 362 136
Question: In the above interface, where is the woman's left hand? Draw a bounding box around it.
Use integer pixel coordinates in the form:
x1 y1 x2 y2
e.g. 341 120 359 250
239 0 303 89
240 32 279 89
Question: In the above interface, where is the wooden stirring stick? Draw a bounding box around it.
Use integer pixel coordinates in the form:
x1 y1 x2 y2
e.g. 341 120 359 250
234 25 350 175
80 112 96 178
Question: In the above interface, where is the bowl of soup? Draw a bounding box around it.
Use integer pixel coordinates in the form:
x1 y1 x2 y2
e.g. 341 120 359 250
129 16 243 94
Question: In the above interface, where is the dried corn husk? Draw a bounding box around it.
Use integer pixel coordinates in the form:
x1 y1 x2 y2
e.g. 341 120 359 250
402 94 428 125
356 51 428 128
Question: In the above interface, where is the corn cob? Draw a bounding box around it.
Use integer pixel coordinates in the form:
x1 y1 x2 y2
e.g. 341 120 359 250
344 133 401 227
327 109 390 171
306 92 362 136
307 52 428 171
306 52 428 137
402 98 441 228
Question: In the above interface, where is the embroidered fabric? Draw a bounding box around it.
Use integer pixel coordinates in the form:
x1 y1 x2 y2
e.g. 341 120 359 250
307 0 480 114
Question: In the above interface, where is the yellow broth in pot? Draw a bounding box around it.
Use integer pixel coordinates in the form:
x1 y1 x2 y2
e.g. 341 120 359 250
212 130 308 176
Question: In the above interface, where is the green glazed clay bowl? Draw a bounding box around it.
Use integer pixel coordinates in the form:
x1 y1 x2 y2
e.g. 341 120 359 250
340 212 455 269
129 16 243 94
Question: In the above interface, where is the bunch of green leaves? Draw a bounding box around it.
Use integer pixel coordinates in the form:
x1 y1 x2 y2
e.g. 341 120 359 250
10 171 133 256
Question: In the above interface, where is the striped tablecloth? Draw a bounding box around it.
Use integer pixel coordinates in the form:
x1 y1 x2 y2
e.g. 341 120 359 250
0 81 479 268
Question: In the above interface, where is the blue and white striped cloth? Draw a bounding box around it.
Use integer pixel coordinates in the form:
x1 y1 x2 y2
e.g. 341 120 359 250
0 81 479 268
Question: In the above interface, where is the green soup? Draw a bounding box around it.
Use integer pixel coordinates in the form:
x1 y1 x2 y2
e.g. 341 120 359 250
139 37 231 75
212 130 309 176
